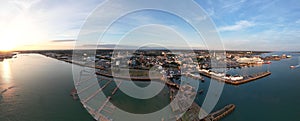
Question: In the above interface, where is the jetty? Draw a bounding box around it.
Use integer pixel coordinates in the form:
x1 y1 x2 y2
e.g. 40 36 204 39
77 81 99 94
165 80 180 89
83 80 112 103
201 104 236 121
111 81 122 95
75 74 96 86
95 71 162 81
199 71 271 85
182 73 205 81
96 96 111 114
76 75 109 95
83 97 112 121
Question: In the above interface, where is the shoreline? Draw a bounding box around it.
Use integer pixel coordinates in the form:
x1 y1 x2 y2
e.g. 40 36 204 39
45 54 235 121
199 71 271 85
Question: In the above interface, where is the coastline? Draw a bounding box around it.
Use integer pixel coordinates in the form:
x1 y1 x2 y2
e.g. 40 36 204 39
43 53 238 121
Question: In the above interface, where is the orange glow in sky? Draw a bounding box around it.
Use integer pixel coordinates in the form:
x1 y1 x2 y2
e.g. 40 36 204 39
0 14 47 51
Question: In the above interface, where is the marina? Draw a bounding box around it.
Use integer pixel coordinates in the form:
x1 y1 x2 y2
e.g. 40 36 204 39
199 70 271 85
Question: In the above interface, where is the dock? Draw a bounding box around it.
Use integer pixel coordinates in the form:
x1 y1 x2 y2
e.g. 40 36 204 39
111 81 122 95
201 104 236 121
83 80 112 103
182 73 205 81
95 71 162 81
83 97 112 121
77 76 109 94
75 74 96 86
77 81 99 94
96 96 111 114
199 71 271 85
95 97 114 121
165 81 180 89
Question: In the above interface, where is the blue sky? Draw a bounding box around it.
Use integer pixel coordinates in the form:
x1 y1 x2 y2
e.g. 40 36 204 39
0 0 299 51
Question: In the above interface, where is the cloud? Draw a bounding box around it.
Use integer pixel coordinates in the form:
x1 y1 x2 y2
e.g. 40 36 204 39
10 0 41 10
80 44 137 49
51 39 76 42
222 0 247 10
218 20 254 32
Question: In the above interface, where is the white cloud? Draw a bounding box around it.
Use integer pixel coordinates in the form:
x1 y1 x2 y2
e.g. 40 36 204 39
222 0 247 9
218 20 254 32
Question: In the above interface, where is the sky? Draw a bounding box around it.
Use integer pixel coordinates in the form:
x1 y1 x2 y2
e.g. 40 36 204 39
0 0 299 51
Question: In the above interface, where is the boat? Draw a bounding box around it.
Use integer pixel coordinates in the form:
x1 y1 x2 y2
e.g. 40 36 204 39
287 55 292 58
290 65 300 69
264 61 271 64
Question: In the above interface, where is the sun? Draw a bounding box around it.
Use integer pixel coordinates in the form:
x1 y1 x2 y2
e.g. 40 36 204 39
0 28 19 51
0 14 46 51
0 31 17 51
0 44 15 51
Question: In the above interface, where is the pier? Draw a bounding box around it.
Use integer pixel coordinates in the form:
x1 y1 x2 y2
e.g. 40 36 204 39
182 73 205 81
111 81 122 95
83 97 112 121
95 97 113 121
77 81 99 94
95 71 162 81
75 74 96 86
83 80 112 103
201 104 236 121
165 81 180 89
199 71 271 85
76 76 109 94
96 96 111 114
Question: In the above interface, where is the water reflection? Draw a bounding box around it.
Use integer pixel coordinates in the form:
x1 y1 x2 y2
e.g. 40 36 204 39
2 59 11 83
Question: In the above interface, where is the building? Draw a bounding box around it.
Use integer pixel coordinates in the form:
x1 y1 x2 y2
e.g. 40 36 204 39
236 57 263 64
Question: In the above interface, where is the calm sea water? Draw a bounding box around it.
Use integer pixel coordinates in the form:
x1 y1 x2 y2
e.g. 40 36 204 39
213 52 300 121
0 54 94 121
1 53 300 121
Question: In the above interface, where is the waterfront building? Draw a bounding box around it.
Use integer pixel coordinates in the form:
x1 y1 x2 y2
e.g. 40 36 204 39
236 57 263 64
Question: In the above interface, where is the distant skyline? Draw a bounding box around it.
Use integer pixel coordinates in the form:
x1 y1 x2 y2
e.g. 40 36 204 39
0 0 299 51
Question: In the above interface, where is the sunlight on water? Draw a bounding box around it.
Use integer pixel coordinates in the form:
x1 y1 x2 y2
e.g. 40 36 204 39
2 59 11 84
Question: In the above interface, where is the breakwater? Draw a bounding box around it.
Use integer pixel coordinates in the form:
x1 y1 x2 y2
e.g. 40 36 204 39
199 71 271 85
201 104 236 121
